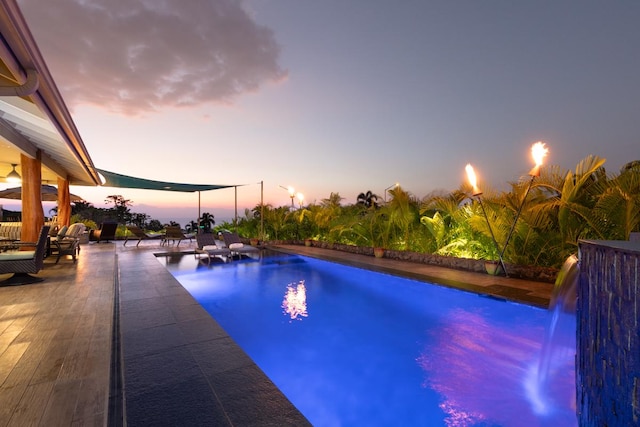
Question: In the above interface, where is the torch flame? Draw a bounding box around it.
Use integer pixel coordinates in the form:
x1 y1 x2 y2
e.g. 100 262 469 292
529 142 549 176
465 164 482 196
531 142 548 167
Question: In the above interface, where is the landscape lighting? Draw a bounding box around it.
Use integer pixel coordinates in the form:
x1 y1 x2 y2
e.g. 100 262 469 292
466 163 506 275
465 164 482 196
279 185 298 208
384 183 399 202
529 141 549 177
499 141 550 270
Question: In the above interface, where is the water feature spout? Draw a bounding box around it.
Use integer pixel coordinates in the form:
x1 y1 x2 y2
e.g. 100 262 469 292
549 254 579 313
526 254 579 416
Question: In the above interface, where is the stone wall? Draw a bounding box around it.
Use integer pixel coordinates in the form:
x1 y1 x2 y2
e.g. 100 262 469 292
273 239 559 283
577 240 640 426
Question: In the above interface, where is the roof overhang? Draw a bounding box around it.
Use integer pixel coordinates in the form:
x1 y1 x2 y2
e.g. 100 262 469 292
0 0 101 186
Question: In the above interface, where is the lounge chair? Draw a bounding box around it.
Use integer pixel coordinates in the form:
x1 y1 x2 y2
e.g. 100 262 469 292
90 222 118 243
124 225 164 247
162 225 195 247
195 233 231 264
0 225 50 285
221 231 260 259
50 223 86 263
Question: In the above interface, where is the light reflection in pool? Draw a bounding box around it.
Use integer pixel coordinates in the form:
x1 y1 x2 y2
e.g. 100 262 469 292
282 280 308 321
417 309 575 427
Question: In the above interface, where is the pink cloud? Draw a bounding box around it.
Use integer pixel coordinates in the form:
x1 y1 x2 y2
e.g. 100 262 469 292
18 0 287 115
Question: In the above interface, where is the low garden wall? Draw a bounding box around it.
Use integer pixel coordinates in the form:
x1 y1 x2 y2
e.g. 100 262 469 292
269 239 559 283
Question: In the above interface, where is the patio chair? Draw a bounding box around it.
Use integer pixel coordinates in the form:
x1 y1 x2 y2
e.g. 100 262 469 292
124 225 164 247
195 233 231 264
90 222 118 243
0 225 50 285
50 223 86 263
221 231 260 259
162 225 195 247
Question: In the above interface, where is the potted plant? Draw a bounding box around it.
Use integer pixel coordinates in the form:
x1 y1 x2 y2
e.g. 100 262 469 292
371 209 392 258
484 260 504 276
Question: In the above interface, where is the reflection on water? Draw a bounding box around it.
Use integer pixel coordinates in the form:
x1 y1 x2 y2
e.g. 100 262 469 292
417 309 576 427
159 252 188 266
282 280 308 321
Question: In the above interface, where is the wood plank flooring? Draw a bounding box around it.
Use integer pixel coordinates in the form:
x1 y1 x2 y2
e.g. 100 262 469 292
0 243 115 426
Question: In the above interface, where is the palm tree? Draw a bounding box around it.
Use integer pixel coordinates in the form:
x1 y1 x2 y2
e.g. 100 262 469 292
590 160 640 240
263 206 289 240
356 190 379 209
199 212 215 233
386 186 419 250
313 192 344 239
532 156 607 255
421 187 478 257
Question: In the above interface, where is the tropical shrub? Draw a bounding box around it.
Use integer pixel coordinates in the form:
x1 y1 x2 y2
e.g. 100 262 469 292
205 156 639 270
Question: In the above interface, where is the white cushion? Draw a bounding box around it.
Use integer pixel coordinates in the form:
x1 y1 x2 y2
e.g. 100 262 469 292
203 245 218 250
57 225 68 237
229 243 244 250
66 223 86 237
0 250 35 260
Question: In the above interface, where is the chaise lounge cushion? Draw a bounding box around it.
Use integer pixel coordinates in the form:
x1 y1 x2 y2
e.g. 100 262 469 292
0 225 50 284
56 225 68 238
0 251 35 261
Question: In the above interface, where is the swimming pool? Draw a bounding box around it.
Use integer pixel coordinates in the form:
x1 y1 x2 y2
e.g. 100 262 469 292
161 252 576 426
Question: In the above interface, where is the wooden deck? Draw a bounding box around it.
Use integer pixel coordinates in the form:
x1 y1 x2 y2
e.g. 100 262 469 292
0 243 115 426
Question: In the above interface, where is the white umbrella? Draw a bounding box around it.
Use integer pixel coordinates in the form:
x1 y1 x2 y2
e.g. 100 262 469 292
0 184 84 202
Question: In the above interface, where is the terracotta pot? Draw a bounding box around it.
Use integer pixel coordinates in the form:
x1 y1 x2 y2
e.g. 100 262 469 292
374 247 385 258
250 238 259 246
485 260 503 276
304 239 312 247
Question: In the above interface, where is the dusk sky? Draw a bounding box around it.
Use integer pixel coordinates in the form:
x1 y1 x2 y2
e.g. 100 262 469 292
5 1 640 224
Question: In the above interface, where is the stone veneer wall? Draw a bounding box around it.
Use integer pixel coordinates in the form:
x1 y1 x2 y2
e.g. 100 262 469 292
577 240 640 426
272 239 559 283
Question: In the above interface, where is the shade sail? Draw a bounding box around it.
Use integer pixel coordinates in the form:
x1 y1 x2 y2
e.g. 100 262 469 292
0 184 84 202
96 169 236 192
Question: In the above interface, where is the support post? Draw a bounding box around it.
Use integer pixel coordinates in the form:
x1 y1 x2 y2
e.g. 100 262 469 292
20 153 44 243
57 177 71 226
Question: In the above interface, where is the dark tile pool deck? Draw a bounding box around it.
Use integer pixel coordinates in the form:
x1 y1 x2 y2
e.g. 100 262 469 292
0 240 554 426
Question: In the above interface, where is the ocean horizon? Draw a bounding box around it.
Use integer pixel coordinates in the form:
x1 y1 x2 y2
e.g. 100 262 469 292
155 217 235 228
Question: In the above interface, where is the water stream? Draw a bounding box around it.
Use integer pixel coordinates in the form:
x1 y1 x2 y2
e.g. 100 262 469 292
526 254 578 416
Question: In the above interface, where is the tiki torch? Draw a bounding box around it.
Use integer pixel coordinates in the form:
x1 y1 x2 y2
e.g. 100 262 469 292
466 163 507 275
498 141 549 268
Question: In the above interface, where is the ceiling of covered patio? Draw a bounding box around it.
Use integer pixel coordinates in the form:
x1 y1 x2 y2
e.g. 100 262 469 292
0 1 101 187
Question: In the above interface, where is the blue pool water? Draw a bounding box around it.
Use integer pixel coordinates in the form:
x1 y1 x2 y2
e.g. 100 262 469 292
161 252 576 427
